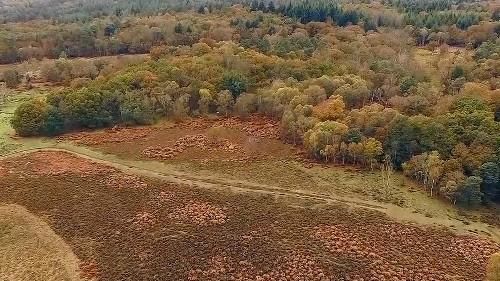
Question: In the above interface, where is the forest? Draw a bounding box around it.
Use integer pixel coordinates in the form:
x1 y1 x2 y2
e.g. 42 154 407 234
0 0 498 63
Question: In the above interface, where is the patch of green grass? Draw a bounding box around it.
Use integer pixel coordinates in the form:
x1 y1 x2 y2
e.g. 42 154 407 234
184 159 317 189
0 90 49 155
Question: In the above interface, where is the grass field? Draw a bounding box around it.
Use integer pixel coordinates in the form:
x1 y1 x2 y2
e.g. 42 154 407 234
0 204 83 281
0 90 30 154
0 150 498 280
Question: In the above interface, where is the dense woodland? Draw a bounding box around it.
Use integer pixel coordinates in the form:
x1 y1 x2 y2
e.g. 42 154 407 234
0 0 498 64
5 0 500 210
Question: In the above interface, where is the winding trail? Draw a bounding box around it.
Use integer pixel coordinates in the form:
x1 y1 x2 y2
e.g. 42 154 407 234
2 143 500 242
1 145 386 210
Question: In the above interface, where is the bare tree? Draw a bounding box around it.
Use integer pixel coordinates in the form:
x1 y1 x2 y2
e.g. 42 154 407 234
381 154 394 195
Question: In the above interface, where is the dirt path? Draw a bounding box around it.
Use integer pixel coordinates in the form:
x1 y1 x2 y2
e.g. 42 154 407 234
0 204 83 281
3 145 500 242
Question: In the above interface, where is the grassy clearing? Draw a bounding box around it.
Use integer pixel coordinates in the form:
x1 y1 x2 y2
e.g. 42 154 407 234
188 157 500 239
413 47 470 87
0 204 82 281
0 90 26 155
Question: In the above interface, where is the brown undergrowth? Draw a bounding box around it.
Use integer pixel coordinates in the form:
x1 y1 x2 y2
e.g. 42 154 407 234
57 115 287 163
0 151 498 281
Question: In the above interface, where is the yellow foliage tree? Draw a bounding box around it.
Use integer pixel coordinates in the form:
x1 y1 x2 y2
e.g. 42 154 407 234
198 88 213 115
362 137 383 170
313 95 346 121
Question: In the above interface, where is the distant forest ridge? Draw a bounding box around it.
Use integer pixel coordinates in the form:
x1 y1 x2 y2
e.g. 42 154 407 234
0 0 495 23
1 0 249 22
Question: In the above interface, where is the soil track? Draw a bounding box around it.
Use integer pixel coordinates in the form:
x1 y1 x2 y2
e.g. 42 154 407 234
1 150 499 281
2 147 387 210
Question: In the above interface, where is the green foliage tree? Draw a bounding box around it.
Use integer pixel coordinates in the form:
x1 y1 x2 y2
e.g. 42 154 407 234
304 120 348 161
267 1 276 13
216 90 234 116
332 75 370 108
234 93 257 117
313 95 345 121
221 72 248 99
478 162 500 203
60 88 114 129
119 92 155 125
363 138 383 170
173 94 190 120
11 99 49 136
450 66 465 80
385 116 423 167
198 88 213 115
399 76 417 95
174 23 184 34
281 104 318 144
42 106 65 136
456 176 483 207
403 151 444 196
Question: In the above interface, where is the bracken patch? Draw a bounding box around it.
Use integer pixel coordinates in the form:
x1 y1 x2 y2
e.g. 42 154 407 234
168 200 228 226
6 151 112 177
264 251 330 281
104 173 148 189
58 126 153 145
127 212 157 231
0 164 6 177
0 151 498 281
312 223 500 281
187 251 331 281
79 260 100 281
142 134 242 160
175 116 280 140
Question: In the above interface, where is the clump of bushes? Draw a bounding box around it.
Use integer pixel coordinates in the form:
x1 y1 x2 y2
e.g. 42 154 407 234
2 69 21 88
11 88 154 136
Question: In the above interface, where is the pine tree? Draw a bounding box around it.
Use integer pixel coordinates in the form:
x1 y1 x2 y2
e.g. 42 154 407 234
258 0 267 12
250 0 259 11
267 1 276 13
174 22 183 34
